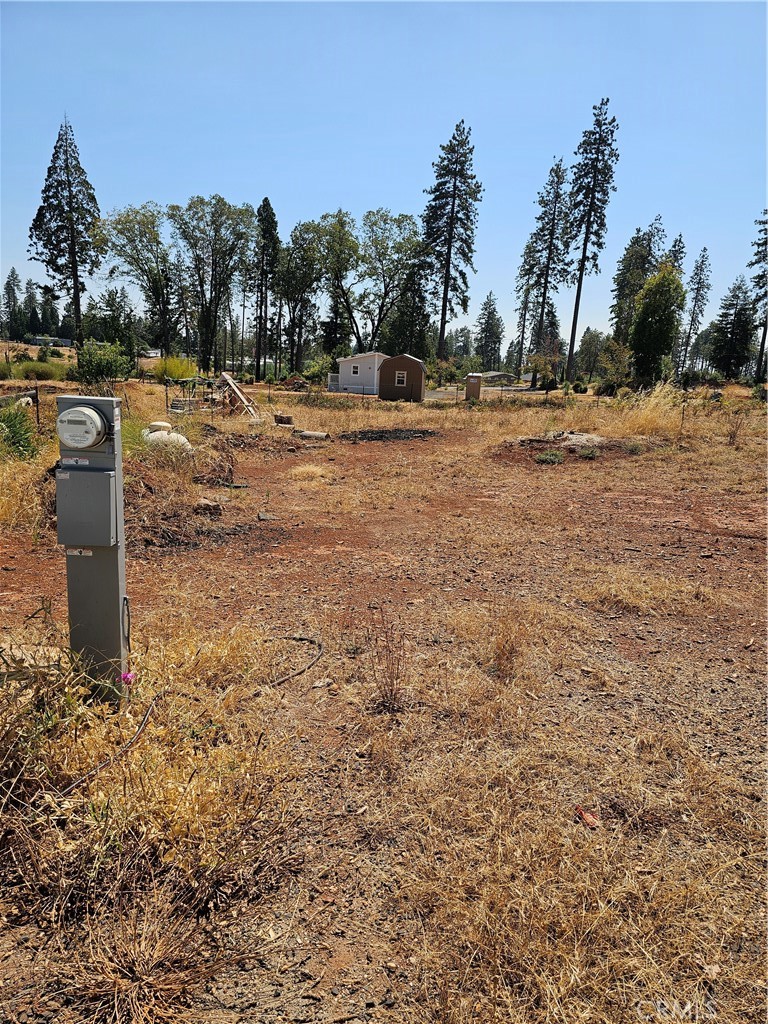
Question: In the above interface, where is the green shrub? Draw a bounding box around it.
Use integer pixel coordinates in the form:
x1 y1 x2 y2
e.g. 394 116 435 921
68 343 131 385
11 349 31 364
153 356 198 382
16 360 64 381
36 345 50 362
572 382 588 394
0 406 37 459
579 446 599 460
534 448 564 465
50 348 64 359
624 440 645 455
0 362 11 380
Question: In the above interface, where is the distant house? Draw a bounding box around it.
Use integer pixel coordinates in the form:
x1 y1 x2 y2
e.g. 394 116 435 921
378 354 426 402
328 352 389 395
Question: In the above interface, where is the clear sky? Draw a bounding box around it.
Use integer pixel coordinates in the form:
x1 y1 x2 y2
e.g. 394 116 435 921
1 1 765 348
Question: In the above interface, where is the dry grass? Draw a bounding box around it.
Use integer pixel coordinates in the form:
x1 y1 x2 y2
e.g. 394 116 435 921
0 623 301 1021
575 564 721 616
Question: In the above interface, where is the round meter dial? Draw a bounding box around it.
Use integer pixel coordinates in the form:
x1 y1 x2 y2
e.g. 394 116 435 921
56 406 108 449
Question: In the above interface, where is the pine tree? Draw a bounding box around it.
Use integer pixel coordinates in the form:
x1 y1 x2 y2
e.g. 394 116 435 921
2 268 23 340
512 239 537 380
565 97 619 381
28 118 102 349
747 210 767 380
254 197 280 379
677 247 711 375
474 292 504 371
23 280 42 336
610 216 666 345
630 263 686 381
663 233 686 274
40 287 60 337
529 158 571 385
422 120 483 361
710 277 757 379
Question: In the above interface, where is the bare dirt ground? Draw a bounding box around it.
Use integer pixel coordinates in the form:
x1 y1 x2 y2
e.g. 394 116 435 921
0 386 765 1023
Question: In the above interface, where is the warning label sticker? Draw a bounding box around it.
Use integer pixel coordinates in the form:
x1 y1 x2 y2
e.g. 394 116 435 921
66 548 93 557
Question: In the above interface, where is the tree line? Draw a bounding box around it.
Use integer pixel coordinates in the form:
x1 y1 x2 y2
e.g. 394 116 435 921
4 112 766 385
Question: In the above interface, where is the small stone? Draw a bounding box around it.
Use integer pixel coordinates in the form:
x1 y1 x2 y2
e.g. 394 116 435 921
194 498 222 516
258 511 277 521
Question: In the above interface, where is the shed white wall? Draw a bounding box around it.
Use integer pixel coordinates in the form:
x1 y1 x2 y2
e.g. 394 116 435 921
337 355 385 394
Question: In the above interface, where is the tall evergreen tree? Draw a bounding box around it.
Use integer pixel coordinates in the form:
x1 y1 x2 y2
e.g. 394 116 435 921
529 158 571 385
2 268 23 340
630 263 686 381
677 247 711 375
28 118 102 349
710 277 757 379
610 216 667 345
422 120 483 361
23 280 42 336
663 233 686 274
254 197 280 379
474 292 504 371
512 239 537 380
40 287 60 337
747 210 767 380
575 327 607 382
565 97 619 381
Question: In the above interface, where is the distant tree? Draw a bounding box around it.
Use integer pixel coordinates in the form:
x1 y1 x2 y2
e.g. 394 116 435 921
3 268 23 340
565 97 619 381
378 266 433 360
528 158 571 385
103 202 180 357
167 195 254 373
512 239 538 380
422 120 483 360
321 208 421 353
747 210 767 380
40 287 60 336
253 197 280 379
320 287 354 358
688 322 716 372
663 233 686 274
710 277 757 378
474 292 504 371
23 280 42 336
275 220 324 373
28 118 103 349
597 336 632 389
575 326 607 382
630 263 686 381
610 215 667 345
677 247 711 375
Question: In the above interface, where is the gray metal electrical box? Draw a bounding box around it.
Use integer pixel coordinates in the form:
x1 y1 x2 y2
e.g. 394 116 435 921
55 396 128 697
56 470 117 547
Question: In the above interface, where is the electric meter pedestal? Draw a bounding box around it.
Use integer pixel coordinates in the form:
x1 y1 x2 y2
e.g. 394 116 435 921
55 396 128 699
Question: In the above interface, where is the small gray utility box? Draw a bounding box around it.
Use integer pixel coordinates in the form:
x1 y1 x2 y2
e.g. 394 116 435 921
55 395 128 694
56 470 117 548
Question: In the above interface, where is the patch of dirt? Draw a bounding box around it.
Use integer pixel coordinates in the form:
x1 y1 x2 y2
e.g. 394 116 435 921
339 428 439 443
1 409 765 1023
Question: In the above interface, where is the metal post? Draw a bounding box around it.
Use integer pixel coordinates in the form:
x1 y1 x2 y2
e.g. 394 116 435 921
55 396 128 700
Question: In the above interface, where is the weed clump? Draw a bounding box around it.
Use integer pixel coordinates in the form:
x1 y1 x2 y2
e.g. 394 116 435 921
534 448 564 465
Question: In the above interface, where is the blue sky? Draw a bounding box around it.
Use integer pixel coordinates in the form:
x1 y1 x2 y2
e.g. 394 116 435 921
1 1 765 348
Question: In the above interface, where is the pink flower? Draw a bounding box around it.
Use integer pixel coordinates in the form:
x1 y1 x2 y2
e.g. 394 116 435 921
120 671 136 687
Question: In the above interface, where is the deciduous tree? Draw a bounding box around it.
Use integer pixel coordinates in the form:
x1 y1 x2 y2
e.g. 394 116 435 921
422 120 483 360
167 195 254 373
28 118 103 349
630 263 686 381
565 97 619 381
102 202 180 357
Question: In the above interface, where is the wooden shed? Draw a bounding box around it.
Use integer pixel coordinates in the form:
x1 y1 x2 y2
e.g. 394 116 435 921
378 354 427 402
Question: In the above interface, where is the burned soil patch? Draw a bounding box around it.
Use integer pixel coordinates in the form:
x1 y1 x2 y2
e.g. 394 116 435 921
339 428 439 443
492 431 649 466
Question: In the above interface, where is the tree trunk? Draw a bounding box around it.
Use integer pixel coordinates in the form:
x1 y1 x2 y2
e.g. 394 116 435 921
437 176 459 362
754 319 766 382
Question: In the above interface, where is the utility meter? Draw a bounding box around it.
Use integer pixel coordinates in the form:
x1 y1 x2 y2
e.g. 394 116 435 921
56 405 108 450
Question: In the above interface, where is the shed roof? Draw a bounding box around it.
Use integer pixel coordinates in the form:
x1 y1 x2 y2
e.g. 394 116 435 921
336 351 388 363
382 353 427 371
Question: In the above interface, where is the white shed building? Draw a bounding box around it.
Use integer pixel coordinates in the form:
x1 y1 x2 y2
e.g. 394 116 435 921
328 352 389 395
